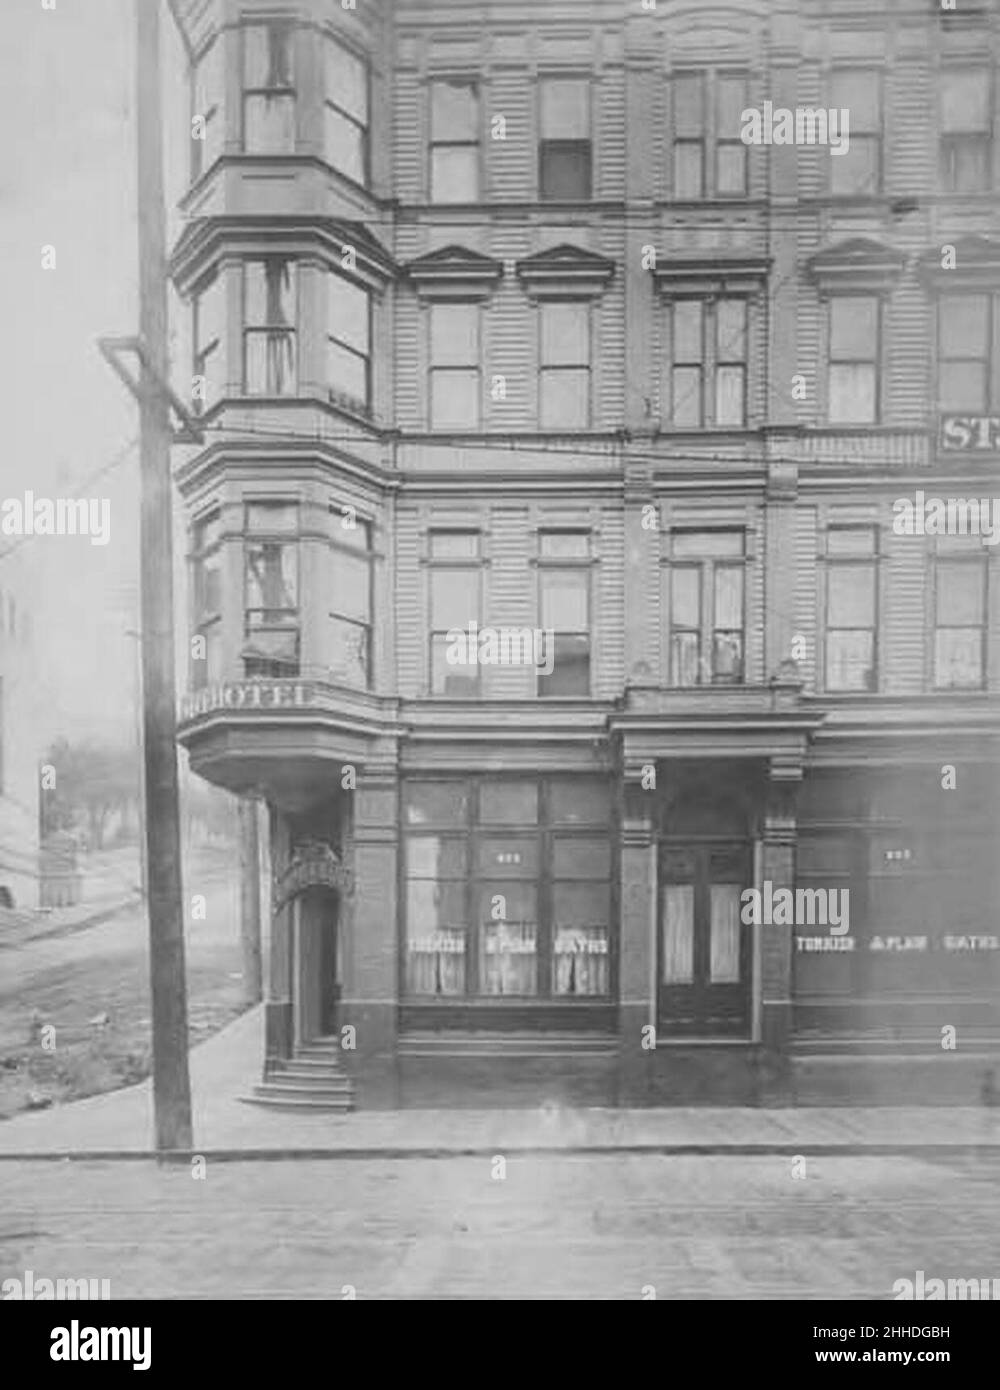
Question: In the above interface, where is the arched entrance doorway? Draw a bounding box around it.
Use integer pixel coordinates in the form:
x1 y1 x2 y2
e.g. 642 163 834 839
292 885 343 1046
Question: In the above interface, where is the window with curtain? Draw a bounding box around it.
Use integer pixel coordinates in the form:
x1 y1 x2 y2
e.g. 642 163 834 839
430 80 479 202
539 78 591 200
539 301 590 429
538 532 591 696
243 501 299 678
829 69 881 196
824 526 878 692
428 531 482 695
244 259 296 395
242 21 295 153
940 68 992 193
402 777 612 1000
937 295 993 413
669 298 747 428
327 272 370 411
667 530 745 686
828 295 879 424
325 38 368 184
934 558 986 690
429 304 480 429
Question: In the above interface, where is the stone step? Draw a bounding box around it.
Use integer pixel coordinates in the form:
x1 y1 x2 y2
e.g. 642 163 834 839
246 1081 354 1110
264 1070 353 1091
241 1089 354 1113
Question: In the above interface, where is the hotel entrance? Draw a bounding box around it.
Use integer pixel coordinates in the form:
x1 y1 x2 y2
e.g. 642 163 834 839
293 886 342 1045
658 841 752 1037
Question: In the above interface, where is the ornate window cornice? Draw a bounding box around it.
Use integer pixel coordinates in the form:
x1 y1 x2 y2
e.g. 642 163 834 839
650 253 772 298
403 244 503 301
805 237 905 295
515 243 615 300
917 235 1000 292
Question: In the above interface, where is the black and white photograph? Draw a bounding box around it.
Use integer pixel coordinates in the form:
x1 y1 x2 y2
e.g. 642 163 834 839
0 0 998 1347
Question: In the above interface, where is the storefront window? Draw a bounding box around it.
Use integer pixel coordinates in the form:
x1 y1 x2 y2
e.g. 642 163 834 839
402 776 612 1000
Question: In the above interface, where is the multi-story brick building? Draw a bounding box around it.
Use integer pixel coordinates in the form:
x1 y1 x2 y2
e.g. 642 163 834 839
170 0 1000 1108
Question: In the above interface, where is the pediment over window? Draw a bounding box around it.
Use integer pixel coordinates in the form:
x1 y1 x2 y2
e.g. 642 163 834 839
806 237 905 294
650 253 772 298
515 244 615 300
917 235 1000 291
404 244 504 301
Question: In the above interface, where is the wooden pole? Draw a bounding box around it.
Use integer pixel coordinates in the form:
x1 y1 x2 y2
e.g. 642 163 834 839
136 0 192 1151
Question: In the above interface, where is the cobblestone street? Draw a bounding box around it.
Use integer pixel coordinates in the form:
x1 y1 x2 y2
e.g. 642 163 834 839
2 1152 998 1300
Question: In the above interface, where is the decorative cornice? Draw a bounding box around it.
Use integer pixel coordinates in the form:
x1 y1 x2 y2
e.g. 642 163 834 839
805 237 905 295
403 244 504 301
170 215 396 295
917 235 1000 292
651 253 772 298
515 243 616 300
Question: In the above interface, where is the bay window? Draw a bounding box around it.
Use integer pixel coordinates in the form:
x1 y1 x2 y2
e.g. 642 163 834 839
192 273 224 412
244 259 296 395
191 38 223 180
327 505 372 690
325 38 368 184
191 510 222 689
242 21 295 154
327 272 370 411
243 502 299 678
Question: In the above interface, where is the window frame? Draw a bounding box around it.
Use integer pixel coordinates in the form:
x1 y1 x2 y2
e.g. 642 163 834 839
826 293 881 426
242 500 301 679
538 75 593 202
932 554 988 692
428 530 483 696
191 36 223 182
192 272 224 414
326 503 373 691
326 270 372 413
668 297 748 429
241 19 296 155
401 776 614 1003
243 258 297 396
190 509 223 690
324 34 370 186
537 531 592 697
939 65 994 194
429 77 480 203
428 302 481 430
828 67 883 198
822 526 879 693
936 291 998 414
665 530 746 687
538 300 591 430
671 68 749 200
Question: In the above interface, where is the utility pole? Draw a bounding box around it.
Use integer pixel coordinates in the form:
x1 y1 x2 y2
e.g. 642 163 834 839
238 796 263 1005
136 0 192 1151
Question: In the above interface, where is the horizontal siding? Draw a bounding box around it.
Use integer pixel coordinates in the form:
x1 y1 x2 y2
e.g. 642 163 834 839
395 508 423 697
596 509 625 698
794 507 818 691
883 526 927 694
486 68 533 200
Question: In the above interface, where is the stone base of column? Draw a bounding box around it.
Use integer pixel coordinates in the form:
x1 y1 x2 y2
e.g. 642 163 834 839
340 1000 398 1108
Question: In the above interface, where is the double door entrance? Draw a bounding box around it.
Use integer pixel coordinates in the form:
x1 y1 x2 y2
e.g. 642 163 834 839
658 841 752 1037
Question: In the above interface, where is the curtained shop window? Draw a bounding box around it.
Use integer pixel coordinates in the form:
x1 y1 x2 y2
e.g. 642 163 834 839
402 777 612 1000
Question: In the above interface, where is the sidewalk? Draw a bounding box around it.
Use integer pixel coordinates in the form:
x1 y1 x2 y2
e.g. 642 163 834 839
0 1005 996 1159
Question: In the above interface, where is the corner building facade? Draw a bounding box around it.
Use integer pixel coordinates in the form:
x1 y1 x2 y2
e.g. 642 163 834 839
172 0 1000 1107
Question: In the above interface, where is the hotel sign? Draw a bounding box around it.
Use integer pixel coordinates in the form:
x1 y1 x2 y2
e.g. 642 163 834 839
940 415 1000 452
180 681 313 721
